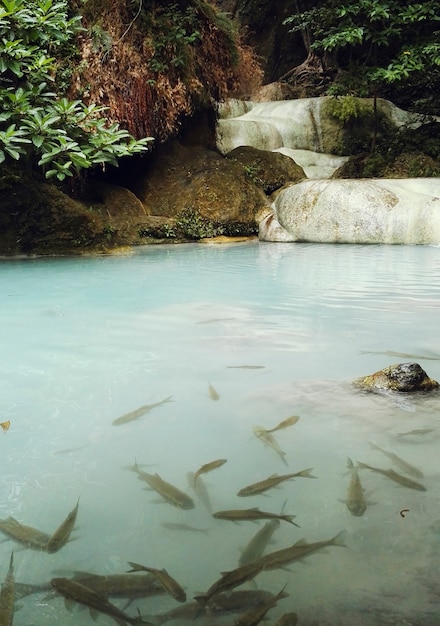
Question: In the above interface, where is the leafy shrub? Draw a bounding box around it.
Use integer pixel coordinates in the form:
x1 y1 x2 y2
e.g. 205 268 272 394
0 0 153 181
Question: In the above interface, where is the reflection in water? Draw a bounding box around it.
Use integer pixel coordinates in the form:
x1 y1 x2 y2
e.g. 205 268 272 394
0 242 440 624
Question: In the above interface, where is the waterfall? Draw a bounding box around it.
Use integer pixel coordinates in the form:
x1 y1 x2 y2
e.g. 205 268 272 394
217 98 328 154
216 98 350 178
215 96 440 244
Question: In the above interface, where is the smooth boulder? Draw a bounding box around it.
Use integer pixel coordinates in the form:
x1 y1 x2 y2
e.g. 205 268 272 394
260 178 440 244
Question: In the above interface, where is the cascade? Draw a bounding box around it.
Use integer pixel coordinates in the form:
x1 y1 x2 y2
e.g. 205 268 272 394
216 97 440 245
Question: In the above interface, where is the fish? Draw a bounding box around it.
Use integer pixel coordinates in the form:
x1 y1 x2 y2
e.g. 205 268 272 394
0 516 50 551
51 576 152 625
147 601 203 624
237 469 316 497
72 571 165 600
359 350 440 361
196 318 234 324
129 461 195 509
0 421 10 434
275 613 299 626
212 507 299 526
345 458 367 517
14 580 53 600
234 583 288 626
194 560 265 608
253 426 288 466
161 522 210 534
54 571 165 608
254 530 347 570
126 563 186 603
265 416 300 433
193 459 227 485
208 384 220 401
226 365 265 369
112 396 173 426
368 442 424 478
206 589 284 615
396 429 434 438
0 553 14 626
187 472 212 514
46 498 80 554
356 461 427 491
238 520 280 566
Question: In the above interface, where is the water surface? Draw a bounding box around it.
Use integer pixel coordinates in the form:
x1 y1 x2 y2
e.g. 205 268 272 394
1 242 440 625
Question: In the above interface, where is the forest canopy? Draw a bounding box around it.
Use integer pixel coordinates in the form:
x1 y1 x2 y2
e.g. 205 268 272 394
284 0 440 113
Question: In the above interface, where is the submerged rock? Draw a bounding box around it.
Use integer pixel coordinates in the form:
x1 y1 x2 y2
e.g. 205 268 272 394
353 363 439 393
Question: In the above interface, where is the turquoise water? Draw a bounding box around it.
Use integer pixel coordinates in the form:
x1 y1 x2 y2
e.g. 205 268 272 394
1 241 440 625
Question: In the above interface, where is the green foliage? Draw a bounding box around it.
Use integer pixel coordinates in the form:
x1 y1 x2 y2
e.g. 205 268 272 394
146 4 201 75
284 1 440 108
0 0 153 180
324 95 372 124
174 207 223 239
138 209 257 241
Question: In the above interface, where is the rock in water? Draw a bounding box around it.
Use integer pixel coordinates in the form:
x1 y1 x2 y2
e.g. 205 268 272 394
353 363 439 393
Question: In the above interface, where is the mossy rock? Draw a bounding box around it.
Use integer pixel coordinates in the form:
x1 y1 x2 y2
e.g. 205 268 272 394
133 140 270 224
320 97 398 156
332 151 440 179
225 146 305 194
353 363 439 393
0 179 105 255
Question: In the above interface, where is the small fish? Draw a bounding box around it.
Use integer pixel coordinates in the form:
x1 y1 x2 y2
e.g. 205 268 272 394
237 469 316 497
345 458 367 517
187 472 212 514
69 571 166 603
194 561 265 608
275 613 299 626
357 461 427 491
129 461 195 510
0 553 15 626
112 396 173 426
147 601 203 624
14 580 53 600
255 530 347 570
208 384 220 401
196 318 234 324
161 522 209 535
226 365 265 370
193 459 227 485
396 429 434 438
46 498 80 554
253 426 288 467
127 563 186 603
359 350 440 361
51 576 151 625
265 416 300 433
368 442 424 478
239 520 280 566
206 589 282 615
0 517 50 551
234 583 288 626
0 421 10 434
213 507 299 526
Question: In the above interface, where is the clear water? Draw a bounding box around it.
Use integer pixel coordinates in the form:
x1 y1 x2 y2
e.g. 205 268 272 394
1 241 440 625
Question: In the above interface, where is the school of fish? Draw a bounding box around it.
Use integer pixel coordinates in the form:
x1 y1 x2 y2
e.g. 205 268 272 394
0 387 432 626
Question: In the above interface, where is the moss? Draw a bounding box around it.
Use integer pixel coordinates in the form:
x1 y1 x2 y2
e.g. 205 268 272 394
321 97 395 155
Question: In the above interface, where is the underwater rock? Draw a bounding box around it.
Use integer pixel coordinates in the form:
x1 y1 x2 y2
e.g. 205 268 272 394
353 363 439 393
